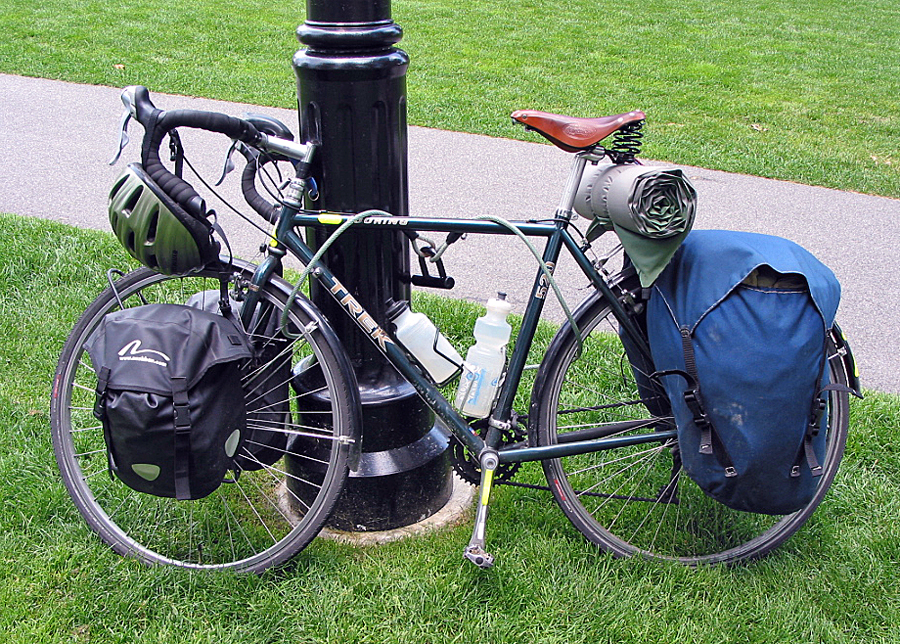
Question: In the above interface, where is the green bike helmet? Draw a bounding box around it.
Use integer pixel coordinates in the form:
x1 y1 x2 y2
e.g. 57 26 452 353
108 163 220 275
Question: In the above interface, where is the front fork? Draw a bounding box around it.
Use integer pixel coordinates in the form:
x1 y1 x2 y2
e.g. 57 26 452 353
464 449 500 568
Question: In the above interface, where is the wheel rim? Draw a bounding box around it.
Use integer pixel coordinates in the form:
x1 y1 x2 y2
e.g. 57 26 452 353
52 267 351 571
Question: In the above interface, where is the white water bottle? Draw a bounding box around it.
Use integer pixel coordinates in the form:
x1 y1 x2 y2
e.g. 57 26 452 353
389 302 463 385
455 293 513 418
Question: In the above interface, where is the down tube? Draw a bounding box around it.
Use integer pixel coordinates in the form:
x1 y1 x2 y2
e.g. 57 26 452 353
282 228 486 456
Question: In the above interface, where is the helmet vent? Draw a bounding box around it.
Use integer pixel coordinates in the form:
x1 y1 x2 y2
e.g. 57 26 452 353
123 186 143 216
146 205 159 243
127 231 136 252
110 174 129 199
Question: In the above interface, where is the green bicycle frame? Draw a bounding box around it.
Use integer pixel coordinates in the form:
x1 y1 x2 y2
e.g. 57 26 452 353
235 200 675 465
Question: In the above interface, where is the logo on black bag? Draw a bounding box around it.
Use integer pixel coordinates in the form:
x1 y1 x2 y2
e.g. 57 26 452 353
118 340 171 367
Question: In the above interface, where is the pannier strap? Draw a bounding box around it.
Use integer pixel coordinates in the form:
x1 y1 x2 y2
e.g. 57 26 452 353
171 376 193 501
93 366 111 421
678 327 738 478
793 382 856 479
93 366 118 480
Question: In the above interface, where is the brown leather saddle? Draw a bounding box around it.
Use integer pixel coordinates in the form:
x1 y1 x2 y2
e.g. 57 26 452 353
511 109 645 152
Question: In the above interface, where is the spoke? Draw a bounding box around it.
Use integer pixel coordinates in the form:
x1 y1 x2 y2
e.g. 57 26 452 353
568 441 671 479
242 439 330 467
231 479 278 544
246 423 348 444
242 344 299 389
221 493 259 555
589 446 664 522
75 447 107 458
82 468 111 480
294 385 330 400
238 453 312 514
607 448 670 539
257 461 324 498
245 379 296 411
234 459 296 525
189 504 195 563
69 424 103 433
645 471 682 554
560 377 649 422
220 494 238 563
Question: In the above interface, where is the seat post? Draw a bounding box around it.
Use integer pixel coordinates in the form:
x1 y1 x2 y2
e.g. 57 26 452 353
555 151 601 219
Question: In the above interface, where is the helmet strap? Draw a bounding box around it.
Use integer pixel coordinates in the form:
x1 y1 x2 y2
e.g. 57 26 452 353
168 130 185 179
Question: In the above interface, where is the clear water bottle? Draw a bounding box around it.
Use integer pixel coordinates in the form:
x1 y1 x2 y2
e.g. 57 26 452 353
455 293 513 418
388 302 463 385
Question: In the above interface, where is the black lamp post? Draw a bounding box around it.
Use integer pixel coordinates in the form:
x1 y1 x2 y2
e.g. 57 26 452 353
291 0 453 531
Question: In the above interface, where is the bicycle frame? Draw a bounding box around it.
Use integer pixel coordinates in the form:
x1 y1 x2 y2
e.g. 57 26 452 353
237 150 675 470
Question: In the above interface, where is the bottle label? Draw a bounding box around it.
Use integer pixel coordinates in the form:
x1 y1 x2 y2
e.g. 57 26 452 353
460 368 485 407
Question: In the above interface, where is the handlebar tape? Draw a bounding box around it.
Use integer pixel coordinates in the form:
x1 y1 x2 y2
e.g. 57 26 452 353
130 86 263 220
241 160 279 224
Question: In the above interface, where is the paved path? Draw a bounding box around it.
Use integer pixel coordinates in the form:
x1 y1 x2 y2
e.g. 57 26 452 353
1 73 898 393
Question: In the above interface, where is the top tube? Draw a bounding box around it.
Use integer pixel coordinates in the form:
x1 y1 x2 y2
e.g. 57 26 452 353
291 211 565 237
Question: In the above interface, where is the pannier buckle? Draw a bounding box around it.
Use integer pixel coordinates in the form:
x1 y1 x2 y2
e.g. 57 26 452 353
808 397 827 437
171 378 191 431
173 404 191 429
93 366 111 420
682 389 708 425
683 389 714 457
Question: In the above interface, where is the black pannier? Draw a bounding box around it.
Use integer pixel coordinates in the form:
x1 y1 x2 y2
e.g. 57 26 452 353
86 304 252 500
184 292 291 471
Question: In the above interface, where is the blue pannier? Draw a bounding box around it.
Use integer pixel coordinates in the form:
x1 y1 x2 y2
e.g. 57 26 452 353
647 230 842 515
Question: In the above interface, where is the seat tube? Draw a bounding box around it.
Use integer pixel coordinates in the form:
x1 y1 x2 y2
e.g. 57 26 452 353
491 226 567 423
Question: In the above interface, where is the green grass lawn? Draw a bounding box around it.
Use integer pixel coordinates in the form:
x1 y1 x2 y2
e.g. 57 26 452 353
1 211 899 643
1 1 899 639
0 0 898 198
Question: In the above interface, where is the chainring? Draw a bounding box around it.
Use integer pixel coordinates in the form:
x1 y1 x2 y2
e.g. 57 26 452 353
451 419 524 485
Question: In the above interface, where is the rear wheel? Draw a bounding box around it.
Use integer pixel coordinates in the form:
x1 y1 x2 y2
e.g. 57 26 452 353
530 286 850 565
50 261 360 572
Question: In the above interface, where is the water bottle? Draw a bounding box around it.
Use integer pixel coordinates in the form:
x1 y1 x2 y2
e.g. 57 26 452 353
455 293 513 418
388 301 463 385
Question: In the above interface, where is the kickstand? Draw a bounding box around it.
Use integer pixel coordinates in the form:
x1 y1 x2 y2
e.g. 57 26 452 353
464 450 499 569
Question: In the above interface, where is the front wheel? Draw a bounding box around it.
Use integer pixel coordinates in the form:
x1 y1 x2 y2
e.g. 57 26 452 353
529 287 851 565
50 261 361 573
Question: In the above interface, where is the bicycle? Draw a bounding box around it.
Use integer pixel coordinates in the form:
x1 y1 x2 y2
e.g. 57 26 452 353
50 86 857 573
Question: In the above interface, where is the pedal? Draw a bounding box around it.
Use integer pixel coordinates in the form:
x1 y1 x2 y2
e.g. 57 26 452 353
464 545 495 569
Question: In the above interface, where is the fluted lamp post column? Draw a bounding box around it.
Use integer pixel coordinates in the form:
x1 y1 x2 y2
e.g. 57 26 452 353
289 0 454 531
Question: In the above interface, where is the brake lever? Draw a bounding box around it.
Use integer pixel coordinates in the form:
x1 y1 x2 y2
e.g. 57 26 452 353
108 109 132 165
215 140 242 186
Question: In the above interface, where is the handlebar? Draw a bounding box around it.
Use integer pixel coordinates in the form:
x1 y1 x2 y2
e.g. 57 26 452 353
119 86 314 223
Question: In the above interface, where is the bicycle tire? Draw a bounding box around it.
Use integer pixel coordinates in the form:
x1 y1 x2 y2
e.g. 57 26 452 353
529 285 851 565
50 261 361 573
